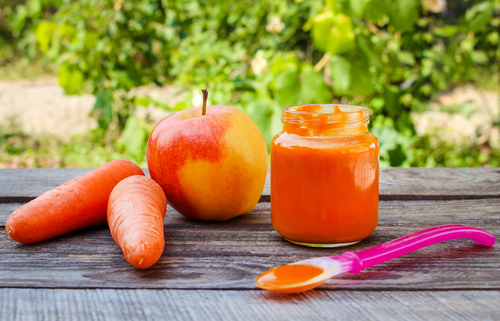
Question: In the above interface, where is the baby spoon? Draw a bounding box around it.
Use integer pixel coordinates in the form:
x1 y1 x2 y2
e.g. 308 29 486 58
256 224 495 293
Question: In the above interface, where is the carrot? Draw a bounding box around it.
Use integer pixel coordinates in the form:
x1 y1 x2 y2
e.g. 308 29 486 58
107 175 167 269
6 159 144 244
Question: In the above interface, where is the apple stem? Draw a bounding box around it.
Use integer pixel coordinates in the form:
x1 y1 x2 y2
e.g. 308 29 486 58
202 89 208 116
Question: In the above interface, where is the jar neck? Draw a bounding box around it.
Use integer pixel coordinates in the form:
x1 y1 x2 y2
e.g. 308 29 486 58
281 104 370 137
283 123 369 136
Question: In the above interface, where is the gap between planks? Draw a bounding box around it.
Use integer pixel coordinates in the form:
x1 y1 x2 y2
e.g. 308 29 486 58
2 285 500 292
4 194 500 204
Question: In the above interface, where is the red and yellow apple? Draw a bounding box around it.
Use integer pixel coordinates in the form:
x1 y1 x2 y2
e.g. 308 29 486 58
146 100 268 221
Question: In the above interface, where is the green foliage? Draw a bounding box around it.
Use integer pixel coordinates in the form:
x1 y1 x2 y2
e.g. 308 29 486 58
58 61 84 94
411 134 500 167
0 0 63 64
306 10 355 55
4 0 500 167
0 118 152 168
115 116 149 161
308 0 500 166
26 0 324 139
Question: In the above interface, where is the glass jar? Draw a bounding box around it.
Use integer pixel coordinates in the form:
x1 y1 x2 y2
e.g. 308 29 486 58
271 104 379 247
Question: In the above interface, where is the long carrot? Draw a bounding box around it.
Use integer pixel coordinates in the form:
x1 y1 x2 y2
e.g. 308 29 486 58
6 159 144 244
107 175 167 269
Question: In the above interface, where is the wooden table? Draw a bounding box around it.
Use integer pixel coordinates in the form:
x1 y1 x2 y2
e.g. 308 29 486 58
1 168 499 320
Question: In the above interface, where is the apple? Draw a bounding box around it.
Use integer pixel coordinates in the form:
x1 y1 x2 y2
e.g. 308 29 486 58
147 90 268 221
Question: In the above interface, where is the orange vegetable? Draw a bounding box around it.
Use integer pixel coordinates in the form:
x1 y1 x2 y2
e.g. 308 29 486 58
256 264 325 293
6 159 144 244
107 175 167 269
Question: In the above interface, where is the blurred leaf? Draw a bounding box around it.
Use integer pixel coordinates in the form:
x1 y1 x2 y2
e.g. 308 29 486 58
364 0 387 23
107 22 119 39
246 97 273 146
470 51 488 64
270 52 300 75
310 11 334 49
58 24 76 40
465 2 491 20
299 64 332 104
433 26 459 37
270 101 283 141
117 116 146 159
371 125 398 157
349 53 375 96
397 51 416 66
422 49 438 60
466 2 493 32
387 144 407 166
134 97 151 107
91 91 113 129
325 0 336 13
329 55 351 95
371 97 385 112
58 62 84 95
356 35 382 68
468 9 493 32
275 69 300 108
28 0 42 16
430 71 446 90
133 96 172 110
109 70 143 90
387 0 418 32
310 11 355 55
11 5 28 36
35 21 57 53
349 0 367 16
174 101 187 111
46 27 61 61
335 0 368 16
382 85 400 117
420 59 434 77
394 110 414 133
233 77 256 90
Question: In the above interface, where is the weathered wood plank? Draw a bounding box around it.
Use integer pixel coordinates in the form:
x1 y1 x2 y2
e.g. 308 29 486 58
0 200 498 290
1 168 500 202
1 288 499 321
0 168 142 203
379 167 500 200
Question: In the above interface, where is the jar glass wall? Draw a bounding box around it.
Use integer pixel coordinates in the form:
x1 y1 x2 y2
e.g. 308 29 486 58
270 104 379 247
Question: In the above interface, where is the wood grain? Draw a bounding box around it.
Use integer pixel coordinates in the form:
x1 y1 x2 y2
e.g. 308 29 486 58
379 167 500 200
1 168 500 203
1 168 499 319
0 168 143 203
0 200 498 290
1 288 499 321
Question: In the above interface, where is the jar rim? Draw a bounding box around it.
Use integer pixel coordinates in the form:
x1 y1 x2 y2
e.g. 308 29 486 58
283 104 368 114
282 104 370 127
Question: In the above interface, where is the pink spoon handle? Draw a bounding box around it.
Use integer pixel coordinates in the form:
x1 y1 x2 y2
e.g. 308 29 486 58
337 225 495 274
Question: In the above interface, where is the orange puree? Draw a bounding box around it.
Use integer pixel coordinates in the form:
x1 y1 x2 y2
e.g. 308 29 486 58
271 104 379 246
255 264 325 293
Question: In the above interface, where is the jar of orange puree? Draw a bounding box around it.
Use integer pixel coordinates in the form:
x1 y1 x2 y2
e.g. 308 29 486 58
271 104 379 247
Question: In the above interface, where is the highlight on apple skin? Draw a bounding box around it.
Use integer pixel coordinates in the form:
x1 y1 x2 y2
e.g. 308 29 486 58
146 104 268 221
